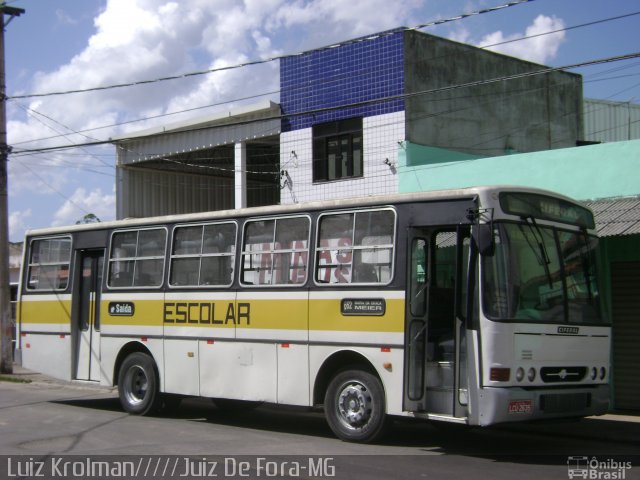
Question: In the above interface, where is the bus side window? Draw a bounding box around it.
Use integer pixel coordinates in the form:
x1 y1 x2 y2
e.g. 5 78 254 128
315 209 395 285
108 228 166 289
241 216 310 286
26 237 72 291
170 222 236 287
410 238 427 316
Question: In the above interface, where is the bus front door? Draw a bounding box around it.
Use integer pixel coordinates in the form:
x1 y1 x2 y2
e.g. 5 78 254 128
404 228 469 418
74 250 104 382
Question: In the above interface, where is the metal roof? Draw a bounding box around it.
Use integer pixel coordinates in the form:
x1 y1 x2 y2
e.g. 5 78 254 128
584 196 640 237
584 98 640 143
113 100 281 165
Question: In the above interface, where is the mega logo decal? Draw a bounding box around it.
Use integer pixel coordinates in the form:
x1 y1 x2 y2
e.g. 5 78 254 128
163 302 250 325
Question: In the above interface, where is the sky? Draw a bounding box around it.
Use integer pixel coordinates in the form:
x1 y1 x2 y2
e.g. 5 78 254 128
3 0 640 241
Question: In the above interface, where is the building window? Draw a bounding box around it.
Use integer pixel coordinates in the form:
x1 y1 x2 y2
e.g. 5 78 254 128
313 118 363 182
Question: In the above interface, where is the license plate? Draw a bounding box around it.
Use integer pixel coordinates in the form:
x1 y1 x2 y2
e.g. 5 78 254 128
508 400 533 414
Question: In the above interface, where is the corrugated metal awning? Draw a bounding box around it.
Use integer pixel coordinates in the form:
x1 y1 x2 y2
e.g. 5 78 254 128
584 196 640 237
114 100 281 165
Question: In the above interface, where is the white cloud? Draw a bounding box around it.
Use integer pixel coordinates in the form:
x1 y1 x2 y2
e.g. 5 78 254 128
8 0 578 243
476 15 566 64
9 0 427 155
52 188 116 227
9 209 32 239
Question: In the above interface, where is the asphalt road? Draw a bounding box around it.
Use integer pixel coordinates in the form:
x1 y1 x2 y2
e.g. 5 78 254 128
0 377 638 480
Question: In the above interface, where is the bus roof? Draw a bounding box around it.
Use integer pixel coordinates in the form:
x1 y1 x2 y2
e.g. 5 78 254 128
23 185 584 237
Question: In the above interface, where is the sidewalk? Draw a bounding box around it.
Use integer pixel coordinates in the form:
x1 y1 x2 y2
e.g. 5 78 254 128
3 363 639 444
1 363 70 384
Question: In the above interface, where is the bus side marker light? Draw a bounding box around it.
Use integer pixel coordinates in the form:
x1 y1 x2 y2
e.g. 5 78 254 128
187 352 194 358
490 368 510 382
383 362 392 371
59 334 66 339
281 343 290 348
381 347 391 353
21 333 27 337
25 343 30 349
141 336 148 342
207 340 215 345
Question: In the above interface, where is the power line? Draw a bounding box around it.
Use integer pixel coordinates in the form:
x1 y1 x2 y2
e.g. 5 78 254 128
11 51 640 157
17 162 95 216
8 89 280 147
478 10 640 50
7 0 536 100
9 9 640 151
12 100 113 169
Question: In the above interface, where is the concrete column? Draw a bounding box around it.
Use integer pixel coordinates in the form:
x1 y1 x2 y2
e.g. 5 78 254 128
234 141 247 209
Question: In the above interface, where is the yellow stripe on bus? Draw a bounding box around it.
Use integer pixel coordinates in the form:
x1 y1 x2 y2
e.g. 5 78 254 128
20 300 72 324
101 300 165 327
309 298 404 332
21 297 406 333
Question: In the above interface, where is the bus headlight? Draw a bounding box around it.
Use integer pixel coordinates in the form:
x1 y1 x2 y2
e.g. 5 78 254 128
527 368 536 382
600 367 606 380
515 367 525 382
591 367 598 380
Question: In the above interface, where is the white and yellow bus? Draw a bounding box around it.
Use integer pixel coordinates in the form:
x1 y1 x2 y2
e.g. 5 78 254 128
16 186 610 442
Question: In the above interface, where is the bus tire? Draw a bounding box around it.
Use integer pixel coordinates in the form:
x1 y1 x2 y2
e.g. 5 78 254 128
324 369 389 443
118 352 160 416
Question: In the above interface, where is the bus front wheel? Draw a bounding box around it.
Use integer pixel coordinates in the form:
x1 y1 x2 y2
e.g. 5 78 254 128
324 369 389 443
118 352 160 416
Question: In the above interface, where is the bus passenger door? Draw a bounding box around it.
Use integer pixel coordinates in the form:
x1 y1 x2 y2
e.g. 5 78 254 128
404 228 468 417
74 250 104 382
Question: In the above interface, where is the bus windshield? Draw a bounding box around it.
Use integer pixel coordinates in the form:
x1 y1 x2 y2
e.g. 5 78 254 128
482 222 606 324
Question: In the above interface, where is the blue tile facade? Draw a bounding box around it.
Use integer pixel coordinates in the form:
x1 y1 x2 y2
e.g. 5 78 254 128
280 31 405 132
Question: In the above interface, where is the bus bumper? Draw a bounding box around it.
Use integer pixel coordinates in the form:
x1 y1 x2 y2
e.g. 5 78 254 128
474 385 610 426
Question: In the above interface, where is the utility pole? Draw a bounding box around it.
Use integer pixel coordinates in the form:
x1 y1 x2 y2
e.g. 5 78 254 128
0 3 24 374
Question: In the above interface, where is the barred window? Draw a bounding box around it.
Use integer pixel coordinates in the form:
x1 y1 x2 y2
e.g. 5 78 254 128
315 209 395 285
241 216 310 286
108 228 166 288
27 237 72 291
312 118 363 182
170 222 236 287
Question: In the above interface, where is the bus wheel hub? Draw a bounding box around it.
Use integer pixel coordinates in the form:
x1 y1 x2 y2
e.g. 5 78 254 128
338 383 371 426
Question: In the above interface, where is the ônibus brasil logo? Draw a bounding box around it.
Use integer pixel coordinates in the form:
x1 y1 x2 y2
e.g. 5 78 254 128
567 456 632 479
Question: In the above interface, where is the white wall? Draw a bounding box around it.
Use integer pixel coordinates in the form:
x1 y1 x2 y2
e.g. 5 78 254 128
280 111 405 204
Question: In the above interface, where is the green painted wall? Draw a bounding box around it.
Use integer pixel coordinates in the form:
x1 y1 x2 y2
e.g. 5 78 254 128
399 139 640 201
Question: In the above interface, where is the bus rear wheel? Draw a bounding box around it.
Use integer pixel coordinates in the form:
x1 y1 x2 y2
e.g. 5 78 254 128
324 369 389 443
118 352 160 416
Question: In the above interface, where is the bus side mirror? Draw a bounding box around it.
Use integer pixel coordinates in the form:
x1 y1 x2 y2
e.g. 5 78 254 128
473 224 494 256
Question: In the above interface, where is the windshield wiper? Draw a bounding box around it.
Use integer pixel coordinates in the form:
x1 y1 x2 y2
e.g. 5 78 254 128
519 216 553 288
580 229 594 301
